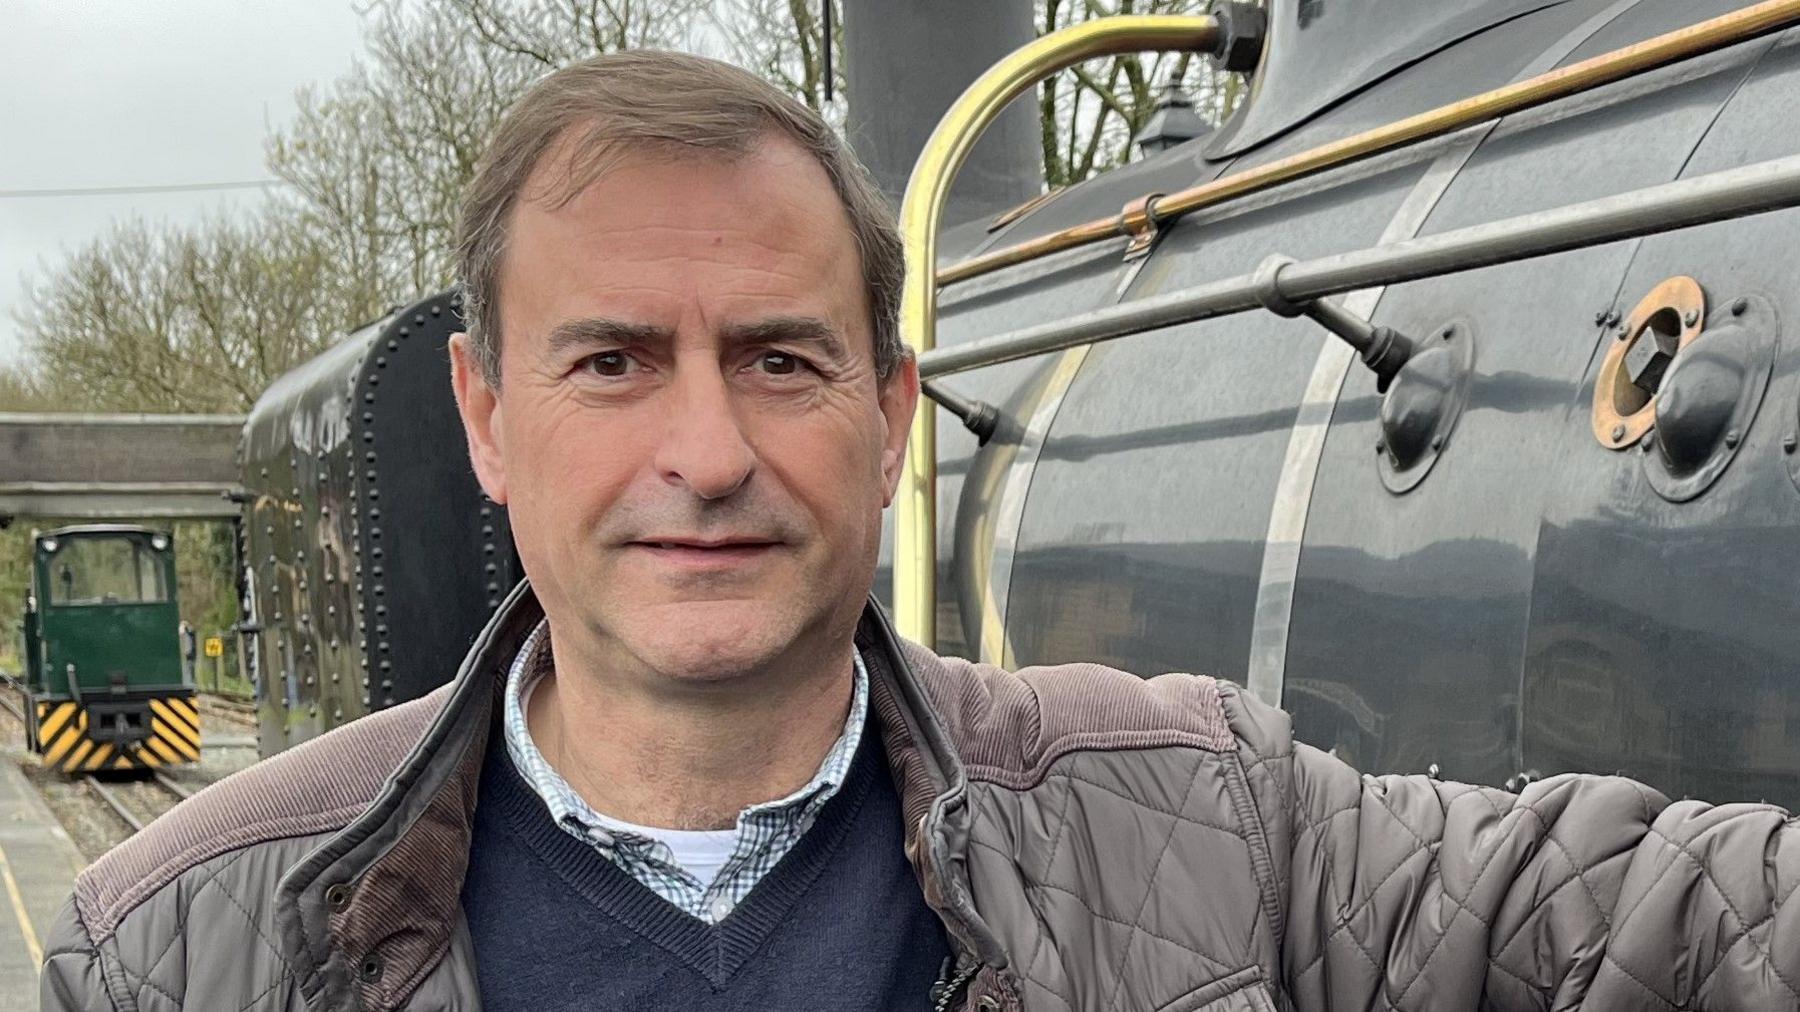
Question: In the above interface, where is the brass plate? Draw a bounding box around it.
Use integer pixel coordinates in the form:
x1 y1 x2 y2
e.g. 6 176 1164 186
1591 275 1705 450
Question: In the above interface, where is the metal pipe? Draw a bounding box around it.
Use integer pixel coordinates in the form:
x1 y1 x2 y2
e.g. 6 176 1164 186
919 151 1800 378
1253 255 1415 392
937 0 1800 287
894 14 1221 644
920 381 1000 444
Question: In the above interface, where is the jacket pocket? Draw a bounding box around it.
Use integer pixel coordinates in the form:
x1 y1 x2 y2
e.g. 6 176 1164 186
1155 966 1277 1012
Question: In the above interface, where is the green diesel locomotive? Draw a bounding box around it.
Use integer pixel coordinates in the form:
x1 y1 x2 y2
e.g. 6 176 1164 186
17 525 199 772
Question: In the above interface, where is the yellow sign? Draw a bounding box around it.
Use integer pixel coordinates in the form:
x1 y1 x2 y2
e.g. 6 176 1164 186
203 636 224 658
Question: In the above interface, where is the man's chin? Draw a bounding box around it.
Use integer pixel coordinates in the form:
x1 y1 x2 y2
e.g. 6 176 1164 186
612 598 801 682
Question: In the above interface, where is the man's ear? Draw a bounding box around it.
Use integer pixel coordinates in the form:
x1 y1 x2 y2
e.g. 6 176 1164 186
877 354 921 507
449 333 508 505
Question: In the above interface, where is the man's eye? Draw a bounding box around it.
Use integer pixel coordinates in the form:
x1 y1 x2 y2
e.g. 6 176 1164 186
582 352 632 377
759 352 802 375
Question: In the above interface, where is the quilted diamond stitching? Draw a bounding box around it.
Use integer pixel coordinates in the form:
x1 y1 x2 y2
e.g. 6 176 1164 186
1237 741 1296 822
1050 768 1252 841
1598 951 1682 1010
1292 846 1434 987
201 868 295 977
1290 814 1433 984
1021 973 1077 1011
1624 824 1800 1004
1015 772 1077 1002
1532 817 1616 928
1385 808 1521 1010
1482 951 1548 1002
136 849 253 990
1689 873 1800 999
1487 843 1625 978
1101 751 1209 1012
965 838 1237 978
231 965 299 1012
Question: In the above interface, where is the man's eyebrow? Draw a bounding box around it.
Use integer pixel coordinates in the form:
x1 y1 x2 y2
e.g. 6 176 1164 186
719 316 852 363
544 318 672 356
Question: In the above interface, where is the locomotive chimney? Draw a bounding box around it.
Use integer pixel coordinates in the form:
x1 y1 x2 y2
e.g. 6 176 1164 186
842 0 1041 225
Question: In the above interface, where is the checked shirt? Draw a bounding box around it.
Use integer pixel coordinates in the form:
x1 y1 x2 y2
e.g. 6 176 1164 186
502 620 869 924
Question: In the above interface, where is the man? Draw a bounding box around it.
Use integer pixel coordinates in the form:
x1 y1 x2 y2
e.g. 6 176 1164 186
41 51 1798 1012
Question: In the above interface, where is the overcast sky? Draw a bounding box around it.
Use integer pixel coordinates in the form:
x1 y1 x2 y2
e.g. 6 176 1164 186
0 0 366 366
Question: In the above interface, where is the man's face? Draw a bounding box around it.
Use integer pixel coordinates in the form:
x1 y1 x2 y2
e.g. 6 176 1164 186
451 132 917 685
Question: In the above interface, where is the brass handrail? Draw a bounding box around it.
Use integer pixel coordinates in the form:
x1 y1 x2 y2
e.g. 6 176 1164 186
893 15 1221 645
894 0 1800 648
937 0 1800 288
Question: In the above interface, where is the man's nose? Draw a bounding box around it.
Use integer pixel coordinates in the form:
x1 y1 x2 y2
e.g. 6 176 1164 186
654 369 756 499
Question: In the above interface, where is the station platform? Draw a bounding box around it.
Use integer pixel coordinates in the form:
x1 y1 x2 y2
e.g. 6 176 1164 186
0 758 83 1010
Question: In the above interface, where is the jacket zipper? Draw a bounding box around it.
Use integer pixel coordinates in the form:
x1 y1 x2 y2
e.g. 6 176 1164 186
931 959 982 1012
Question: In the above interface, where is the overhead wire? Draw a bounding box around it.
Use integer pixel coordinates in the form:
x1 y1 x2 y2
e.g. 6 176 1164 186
0 179 286 198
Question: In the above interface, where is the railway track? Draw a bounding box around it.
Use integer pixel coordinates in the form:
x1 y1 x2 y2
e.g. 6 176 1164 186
0 679 23 724
84 770 195 835
83 776 145 833
152 770 195 801
200 692 258 726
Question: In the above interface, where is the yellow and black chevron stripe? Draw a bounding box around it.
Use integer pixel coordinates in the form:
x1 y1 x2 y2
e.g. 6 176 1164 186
33 696 202 773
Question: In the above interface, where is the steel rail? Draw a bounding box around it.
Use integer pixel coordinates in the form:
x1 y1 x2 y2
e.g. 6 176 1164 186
85 776 145 834
918 152 1800 379
152 771 195 802
936 0 1800 288
894 14 1223 643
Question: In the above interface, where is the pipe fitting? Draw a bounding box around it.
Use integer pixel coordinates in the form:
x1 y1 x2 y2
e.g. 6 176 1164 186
1208 2 1268 73
1252 255 1308 317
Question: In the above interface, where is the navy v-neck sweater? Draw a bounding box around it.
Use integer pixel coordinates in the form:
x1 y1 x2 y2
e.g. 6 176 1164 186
460 722 953 1010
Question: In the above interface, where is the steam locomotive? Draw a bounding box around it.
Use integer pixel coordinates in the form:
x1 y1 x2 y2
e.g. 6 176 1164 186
241 0 1800 806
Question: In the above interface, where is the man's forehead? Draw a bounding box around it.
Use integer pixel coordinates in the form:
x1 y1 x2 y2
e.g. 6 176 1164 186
494 128 873 371
521 127 823 215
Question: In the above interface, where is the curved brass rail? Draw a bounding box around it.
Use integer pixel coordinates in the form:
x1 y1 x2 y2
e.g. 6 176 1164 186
893 15 1221 645
938 0 1800 288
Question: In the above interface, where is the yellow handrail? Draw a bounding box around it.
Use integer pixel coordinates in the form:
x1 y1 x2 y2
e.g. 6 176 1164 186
893 15 1221 645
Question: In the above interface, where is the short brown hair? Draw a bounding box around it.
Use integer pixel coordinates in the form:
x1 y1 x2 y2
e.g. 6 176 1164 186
455 50 905 384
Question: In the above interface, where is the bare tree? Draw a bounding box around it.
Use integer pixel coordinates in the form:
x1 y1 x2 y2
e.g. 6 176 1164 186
0 362 58 412
716 0 845 119
1038 0 1247 187
264 0 718 336
13 209 340 413
444 0 712 66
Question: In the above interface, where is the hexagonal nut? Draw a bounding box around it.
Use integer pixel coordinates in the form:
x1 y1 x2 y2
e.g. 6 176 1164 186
1623 328 1677 393
1210 2 1267 72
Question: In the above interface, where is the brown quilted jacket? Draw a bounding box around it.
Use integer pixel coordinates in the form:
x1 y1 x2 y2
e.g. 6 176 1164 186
39 584 1800 1010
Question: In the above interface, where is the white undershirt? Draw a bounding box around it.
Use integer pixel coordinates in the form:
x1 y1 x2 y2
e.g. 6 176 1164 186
588 812 741 892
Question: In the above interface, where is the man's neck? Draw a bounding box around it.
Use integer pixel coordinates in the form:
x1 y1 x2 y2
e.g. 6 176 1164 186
526 635 856 830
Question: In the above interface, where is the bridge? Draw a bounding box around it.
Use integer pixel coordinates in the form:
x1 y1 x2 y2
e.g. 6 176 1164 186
0 413 244 522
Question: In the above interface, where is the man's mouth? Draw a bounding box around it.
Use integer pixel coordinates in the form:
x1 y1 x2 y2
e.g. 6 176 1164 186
625 537 784 568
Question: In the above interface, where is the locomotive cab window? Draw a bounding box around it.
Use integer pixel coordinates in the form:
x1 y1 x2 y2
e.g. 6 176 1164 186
43 536 171 606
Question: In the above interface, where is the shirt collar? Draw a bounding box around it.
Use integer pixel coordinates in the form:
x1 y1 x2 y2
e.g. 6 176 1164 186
501 619 869 844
